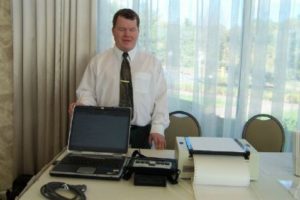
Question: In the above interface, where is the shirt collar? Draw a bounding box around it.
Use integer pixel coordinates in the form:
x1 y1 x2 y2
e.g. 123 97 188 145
113 45 137 62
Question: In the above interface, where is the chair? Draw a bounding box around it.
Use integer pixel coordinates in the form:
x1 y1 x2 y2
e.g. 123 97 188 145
164 111 201 149
242 114 285 152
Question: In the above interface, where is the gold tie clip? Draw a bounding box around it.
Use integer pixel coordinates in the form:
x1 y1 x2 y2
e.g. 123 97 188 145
120 80 130 83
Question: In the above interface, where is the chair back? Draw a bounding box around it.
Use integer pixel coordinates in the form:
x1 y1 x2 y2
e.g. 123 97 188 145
242 114 285 152
164 111 201 149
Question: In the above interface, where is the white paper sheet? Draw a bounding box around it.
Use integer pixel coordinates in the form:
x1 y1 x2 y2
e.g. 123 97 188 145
188 137 245 153
193 154 250 187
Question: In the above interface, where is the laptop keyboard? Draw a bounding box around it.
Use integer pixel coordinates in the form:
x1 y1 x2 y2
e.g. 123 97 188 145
60 154 125 169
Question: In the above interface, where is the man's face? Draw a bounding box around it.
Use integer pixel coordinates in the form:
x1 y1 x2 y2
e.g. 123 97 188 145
112 16 139 52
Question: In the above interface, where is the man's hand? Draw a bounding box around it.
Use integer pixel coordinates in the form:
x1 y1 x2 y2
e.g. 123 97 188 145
148 133 166 150
68 102 83 118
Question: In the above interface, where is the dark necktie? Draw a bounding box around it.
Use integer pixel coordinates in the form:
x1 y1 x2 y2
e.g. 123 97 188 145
119 52 134 117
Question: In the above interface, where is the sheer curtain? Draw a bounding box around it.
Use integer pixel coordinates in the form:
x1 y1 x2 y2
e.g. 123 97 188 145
96 0 300 151
12 0 96 175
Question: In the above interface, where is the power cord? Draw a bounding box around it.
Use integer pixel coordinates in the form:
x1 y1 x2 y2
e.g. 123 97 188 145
40 182 86 200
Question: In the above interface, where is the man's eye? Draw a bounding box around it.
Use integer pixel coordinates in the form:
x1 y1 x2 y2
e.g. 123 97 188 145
117 28 137 32
130 28 137 32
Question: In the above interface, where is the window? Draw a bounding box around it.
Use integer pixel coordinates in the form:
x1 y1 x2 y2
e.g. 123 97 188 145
96 0 300 151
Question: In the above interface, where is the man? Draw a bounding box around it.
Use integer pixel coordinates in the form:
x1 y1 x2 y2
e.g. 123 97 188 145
73 8 169 149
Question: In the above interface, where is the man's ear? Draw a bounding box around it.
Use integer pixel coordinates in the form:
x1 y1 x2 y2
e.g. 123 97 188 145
112 27 116 37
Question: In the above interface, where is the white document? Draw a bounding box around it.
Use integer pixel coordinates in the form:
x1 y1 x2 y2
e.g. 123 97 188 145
193 154 250 187
190 137 251 199
188 137 245 153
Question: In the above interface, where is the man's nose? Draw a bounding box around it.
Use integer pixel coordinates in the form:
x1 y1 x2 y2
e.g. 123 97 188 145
124 29 130 35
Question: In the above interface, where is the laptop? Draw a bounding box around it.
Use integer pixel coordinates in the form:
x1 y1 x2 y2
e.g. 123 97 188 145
50 105 131 180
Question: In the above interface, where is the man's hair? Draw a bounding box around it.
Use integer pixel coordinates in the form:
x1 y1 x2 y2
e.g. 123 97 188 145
112 8 140 28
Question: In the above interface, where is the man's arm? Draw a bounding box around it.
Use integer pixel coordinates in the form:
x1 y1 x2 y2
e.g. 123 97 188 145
149 64 170 150
68 102 84 119
68 61 98 119
76 61 98 106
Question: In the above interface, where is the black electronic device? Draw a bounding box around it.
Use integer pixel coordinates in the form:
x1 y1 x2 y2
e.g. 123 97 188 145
132 158 173 169
123 150 180 187
134 174 166 187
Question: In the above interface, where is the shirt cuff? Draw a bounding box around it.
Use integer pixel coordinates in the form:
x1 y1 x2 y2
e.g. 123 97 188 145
150 124 165 136
77 96 97 106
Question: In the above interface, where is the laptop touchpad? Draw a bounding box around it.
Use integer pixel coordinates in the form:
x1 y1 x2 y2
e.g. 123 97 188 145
77 167 96 174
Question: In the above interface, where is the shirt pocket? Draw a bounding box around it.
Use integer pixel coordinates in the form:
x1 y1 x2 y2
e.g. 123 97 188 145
134 72 151 94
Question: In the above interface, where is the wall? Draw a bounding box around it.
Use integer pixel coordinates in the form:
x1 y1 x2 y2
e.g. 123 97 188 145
0 0 14 192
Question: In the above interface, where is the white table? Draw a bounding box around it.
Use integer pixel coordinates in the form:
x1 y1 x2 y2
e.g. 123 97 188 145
251 152 298 200
193 153 299 200
17 150 299 200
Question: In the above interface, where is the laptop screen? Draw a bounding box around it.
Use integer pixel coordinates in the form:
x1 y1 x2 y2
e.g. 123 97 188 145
68 106 131 154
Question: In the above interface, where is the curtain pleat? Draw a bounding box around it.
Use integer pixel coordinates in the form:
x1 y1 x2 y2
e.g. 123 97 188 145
36 0 47 170
0 0 14 190
12 0 24 177
235 0 253 138
166 0 181 110
272 0 290 116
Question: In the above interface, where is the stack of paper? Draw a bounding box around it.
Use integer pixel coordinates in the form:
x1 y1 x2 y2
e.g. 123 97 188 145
193 154 250 186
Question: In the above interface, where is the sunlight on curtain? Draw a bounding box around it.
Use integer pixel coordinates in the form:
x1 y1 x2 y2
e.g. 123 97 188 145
96 0 300 151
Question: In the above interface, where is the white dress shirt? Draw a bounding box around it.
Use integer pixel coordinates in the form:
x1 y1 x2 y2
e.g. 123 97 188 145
76 46 170 135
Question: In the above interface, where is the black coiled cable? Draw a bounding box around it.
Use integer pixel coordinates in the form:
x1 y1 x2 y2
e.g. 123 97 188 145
40 182 87 200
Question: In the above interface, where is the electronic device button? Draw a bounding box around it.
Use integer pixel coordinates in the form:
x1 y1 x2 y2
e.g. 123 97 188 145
132 159 172 169
149 161 156 166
